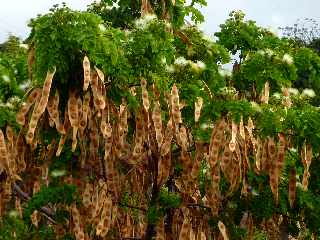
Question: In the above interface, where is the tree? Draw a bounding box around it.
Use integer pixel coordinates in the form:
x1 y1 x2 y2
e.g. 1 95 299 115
1 3 320 240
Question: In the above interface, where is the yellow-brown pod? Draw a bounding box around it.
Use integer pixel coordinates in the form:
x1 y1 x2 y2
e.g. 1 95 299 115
179 211 191 240
218 221 229 240
288 167 296 208
156 217 165 240
79 92 90 133
0 129 9 174
83 56 91 91
194 97 203 123
82 182 93 208
16 88 41 125
26 68 56 144
160 119 173 157
276 133 286 174
171 84 182 124
152 101 163 148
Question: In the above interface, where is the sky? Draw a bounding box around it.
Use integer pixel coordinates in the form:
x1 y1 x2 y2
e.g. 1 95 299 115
0 0 319 42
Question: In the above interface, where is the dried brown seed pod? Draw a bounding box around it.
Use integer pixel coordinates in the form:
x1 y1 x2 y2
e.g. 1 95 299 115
83 56 91 91
194 97 203 123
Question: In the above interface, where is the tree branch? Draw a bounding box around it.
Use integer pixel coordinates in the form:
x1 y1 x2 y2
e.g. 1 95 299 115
12 183 57 224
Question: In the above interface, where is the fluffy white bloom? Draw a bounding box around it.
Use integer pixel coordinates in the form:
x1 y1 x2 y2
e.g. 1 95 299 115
218 68 232 77
99 24 106 32
51 169 67 177
265 49 274 57
161 57 167 64
174 56 189 66
19 43 28 49
2 75 10 82
8 96 21 104
219 87 237 95
196 60 206 70
135 14 157 29
273 92 281 99
282 54 294 65
165 65 175 73
302 88 316 98
9 210 19 218
245 53 251 61
251 101 262 112
267 26 278 36
19 81 31 91
288 88 299 95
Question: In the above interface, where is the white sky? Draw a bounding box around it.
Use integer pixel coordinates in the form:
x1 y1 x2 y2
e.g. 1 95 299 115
0 0 319 41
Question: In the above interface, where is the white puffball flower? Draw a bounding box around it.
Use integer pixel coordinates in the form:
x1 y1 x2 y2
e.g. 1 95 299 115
165 65 175 73
196 60 206 70
161 57 167 64
19 43 28 49
2 75 10 82
135 14 157 29
273 92 281 99
174 56 189 66
288 88 299 95
99 24 106 32
265 49 274 57
218 68 232 77
51 169 67 178
267 26 278 36
302 89 316 98
251 101 262 112
282 53 294 65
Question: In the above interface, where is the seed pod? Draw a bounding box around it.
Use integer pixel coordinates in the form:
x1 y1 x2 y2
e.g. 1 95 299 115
160 119 173 157
179 212 191 240
83 56 91 91
156 218 165 240
31 210 39 227
96 195 112 237
94 66 105 83
79 92 91 133
218 221 229 240
191 142 203 181
171 84 182 124
195 97 203 122
152 101 163 148
261 81 270 104
68 93 79 152
246 117 256 151
229 121 237 152
141 79 150 112
26 68 56 144
82 183 93 208
16 88 41 125
276 133 286 174
0 130 9 175
288 167 296 208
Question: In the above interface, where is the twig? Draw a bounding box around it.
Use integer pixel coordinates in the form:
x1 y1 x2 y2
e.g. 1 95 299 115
12 183 57 224
118 202 146 212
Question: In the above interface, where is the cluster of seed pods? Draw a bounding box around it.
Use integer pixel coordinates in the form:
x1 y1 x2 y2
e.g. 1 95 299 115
301 143 312 191
71 204 85 240
9 54 308 239
26 68 56 144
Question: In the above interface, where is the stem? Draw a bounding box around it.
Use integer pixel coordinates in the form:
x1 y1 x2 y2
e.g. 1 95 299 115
12 183 57 224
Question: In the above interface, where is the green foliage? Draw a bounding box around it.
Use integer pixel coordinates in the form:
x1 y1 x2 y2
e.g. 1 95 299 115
0 212 55 240
24 184 78 221
158 187 181 209
88 0 207 29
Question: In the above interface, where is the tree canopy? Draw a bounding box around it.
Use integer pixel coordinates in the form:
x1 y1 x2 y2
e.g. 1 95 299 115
0 1 320 240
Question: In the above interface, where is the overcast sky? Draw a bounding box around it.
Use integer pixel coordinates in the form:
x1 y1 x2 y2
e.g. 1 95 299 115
0 0 319 42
